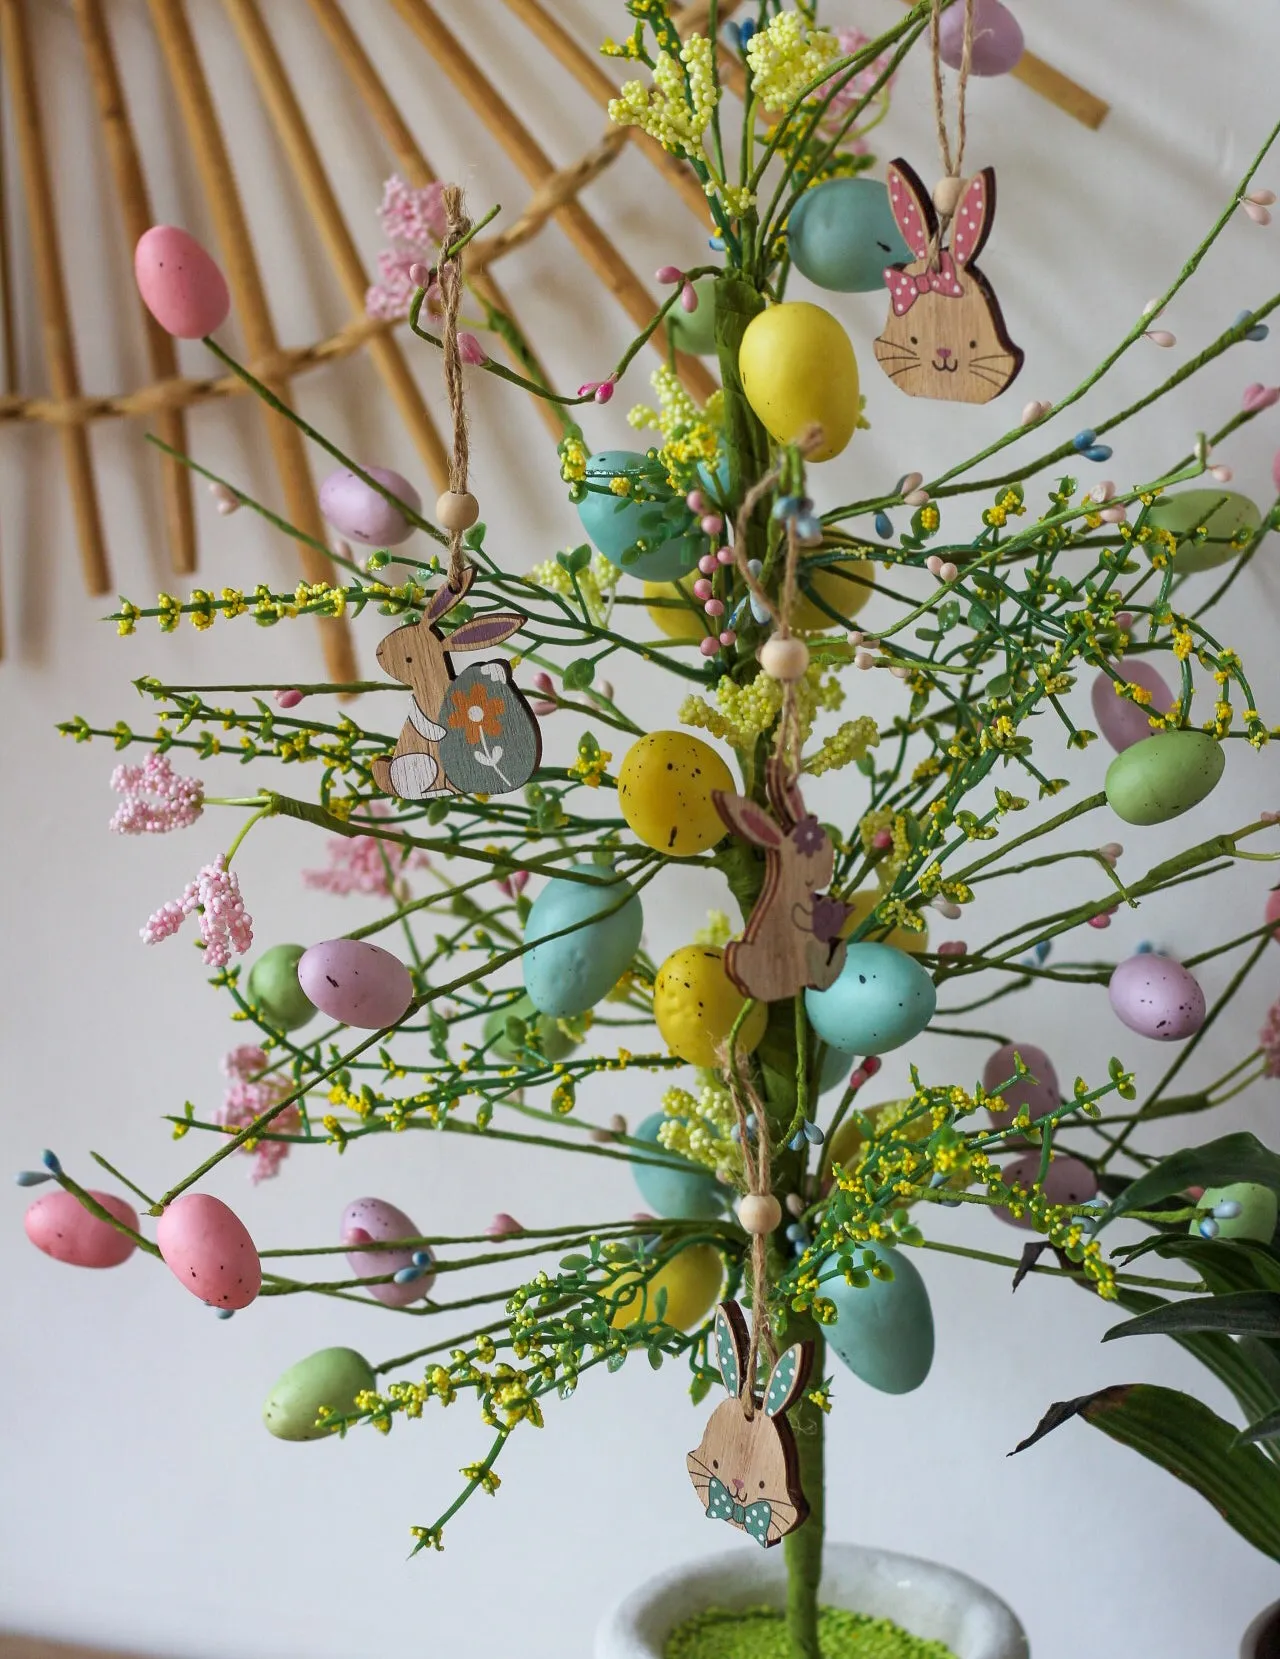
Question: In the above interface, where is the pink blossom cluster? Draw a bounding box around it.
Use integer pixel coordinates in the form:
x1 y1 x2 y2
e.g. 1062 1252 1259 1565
1261 999 1280 1078
302 803 430 898
365 176 447 321
110 751 204 835
218 1045 301 1183
818 29 898 148
141 854 253 967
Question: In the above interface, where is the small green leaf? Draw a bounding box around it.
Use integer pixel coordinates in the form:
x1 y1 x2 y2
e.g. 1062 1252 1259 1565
1105 1132 1280 1222
556 542 592 573
558 1253 590 1272
654 1285 669 1323
647 1346 665 1370
1103 1291 1280 1342
562 658 595 691
1240 1406 1280 1445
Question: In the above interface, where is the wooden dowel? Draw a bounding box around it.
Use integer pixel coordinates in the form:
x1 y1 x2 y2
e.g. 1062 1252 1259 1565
0 0 110 596
389 0 718 406
145 0 357 687
72 0 196 574
304 0 564 442
0 73 17 398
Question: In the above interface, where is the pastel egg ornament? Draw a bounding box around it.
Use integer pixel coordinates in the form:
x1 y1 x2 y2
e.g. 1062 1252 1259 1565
1105 730 1225 826
841 888 928 956
824 1244 934 1394
982 1041 1060 1132
805 943 936 1055
25 1189 138 1269
318 465 421 547
246 944 317 1032
788 176 913 293
939 0 1025 75
738 302 860 461
653 945 768 1069
134 225 230 338
998 1153 1099 1230
522 865 643 1017
792 553 875 630
341 1197 434 1308
263 1347 377 1442
610 1244 723 1332
1267 886 1280 940
1108 954 1206 1042
1146 489 1264 575
575 450 701 582
482 993 579 1062
1090 659 1176 754
617 730 734 856
631 1112 723 1221
665 275 719 356
156 1193 261 1309
643 576 705 643
297 939 414 1030
1192 1182 1278 1243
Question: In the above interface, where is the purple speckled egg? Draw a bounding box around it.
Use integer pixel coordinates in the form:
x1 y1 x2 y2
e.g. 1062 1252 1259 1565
298 939 414 1030
1091 659 1176 753
341 1197 435 1307
982 1041 1059 1131
939 0 1024 75
134 226 230 339
25 1189 137 1268
318 466 421 546
1108 954 1205 1041
156 1193 260 1308
999 1153 1099 1230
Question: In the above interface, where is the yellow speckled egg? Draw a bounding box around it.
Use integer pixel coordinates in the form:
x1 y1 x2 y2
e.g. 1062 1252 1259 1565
793 554 875 630
654 944 768 1068
618 732 735 856
739 302 860 461
610 1244 723 1331
643 577 705 642
840 889 928 955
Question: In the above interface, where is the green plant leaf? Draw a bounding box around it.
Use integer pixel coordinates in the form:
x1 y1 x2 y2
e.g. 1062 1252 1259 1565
562 658 596 691
1104 1132 1280 1222
1240 1406 1280 1445
1116 1290 1280 1436
1104 1291 1280 1342
1011 1383 1280 1560
556 543 592 574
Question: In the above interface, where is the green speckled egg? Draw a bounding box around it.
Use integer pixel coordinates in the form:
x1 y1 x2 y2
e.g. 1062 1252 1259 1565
824 1244 935 1394
1105 730 1225 826
522 865 643 1017
1146 489 1264 574
666 276 719 356
247 944 317 1032
1194 1182 1278 1243
263 1346 376 1441
482 993 579 1062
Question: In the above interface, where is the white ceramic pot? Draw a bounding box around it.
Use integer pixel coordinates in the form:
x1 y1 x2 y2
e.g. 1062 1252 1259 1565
595 1542 1030 1659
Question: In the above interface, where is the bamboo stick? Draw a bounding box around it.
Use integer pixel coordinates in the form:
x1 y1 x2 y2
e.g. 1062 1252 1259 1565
223 0 450 489
388 0 718 405
303 0 564 442
0 0 110 596
145 0 356 686
72 0 196 575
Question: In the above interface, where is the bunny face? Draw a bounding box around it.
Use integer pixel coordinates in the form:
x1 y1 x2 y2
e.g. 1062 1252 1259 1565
375 617 439 694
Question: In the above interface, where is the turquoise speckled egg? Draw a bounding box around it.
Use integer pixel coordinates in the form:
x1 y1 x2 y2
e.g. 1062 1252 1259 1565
1193 1182 1278 1243
632 1112 724 1220
1146 489 1264 575
788 177 913 293
523 864 643 1017
1105 730 1225 826
816 1044 857 1094
575 450 701 582
805 943 936 1055
666 276 719 356
263 1346 376 1441
824 1243 934 1394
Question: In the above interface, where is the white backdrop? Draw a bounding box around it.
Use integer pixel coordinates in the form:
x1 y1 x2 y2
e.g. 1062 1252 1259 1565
3 3 1279 1655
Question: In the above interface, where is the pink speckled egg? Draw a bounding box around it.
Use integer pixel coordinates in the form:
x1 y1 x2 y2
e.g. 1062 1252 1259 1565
25 1189 137 1268
999 1153 1099 1229
341 1197 435 1307
1090 659 1176 753
134 226 230 339
1108 954 1205 1041
318 466 421 546
982 1041 1060 1131
156 1193 261 1309
298 939 414 1029
1266 887 1280 939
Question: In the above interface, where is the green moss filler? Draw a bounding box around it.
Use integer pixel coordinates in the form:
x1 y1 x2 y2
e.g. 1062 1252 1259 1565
664 1605 958 1659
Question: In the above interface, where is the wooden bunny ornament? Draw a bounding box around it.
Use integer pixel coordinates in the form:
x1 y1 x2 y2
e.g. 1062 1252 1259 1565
712 760 851 1003
873 157 1023 404
686 1301 813 1549
371 566 541 801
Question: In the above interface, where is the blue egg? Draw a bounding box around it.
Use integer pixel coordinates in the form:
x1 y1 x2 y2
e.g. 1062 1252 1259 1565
805 943 936 1055
788 177 913 294
823 1243 935 1394
632 1112 723 1220
522 864 643 1017
816 1044 857 1095
575 450 701 582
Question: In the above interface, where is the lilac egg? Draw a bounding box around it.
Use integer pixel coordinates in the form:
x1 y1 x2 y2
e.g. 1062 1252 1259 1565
134 226 230 339
939 0 1025 75
999 1153 1099 1230
319 466 421 546
1091 659 1176 753
156 1193 261 1308
982 1041 1059 1131
298 939 414 1029
1108 954 1205 1041
341 1197 435 1307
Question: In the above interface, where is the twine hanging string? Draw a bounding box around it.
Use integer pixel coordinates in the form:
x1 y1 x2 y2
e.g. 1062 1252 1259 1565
439 184 472 590
721 1038 778 1408
927 0 976 265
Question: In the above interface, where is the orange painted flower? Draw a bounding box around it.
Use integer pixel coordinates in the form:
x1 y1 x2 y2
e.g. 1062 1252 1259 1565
446 683 505 743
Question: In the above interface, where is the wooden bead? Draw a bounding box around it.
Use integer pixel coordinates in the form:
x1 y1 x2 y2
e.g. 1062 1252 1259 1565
932 175 964 218
759 636 810 682
437 490 479 532
737 1193 783 1234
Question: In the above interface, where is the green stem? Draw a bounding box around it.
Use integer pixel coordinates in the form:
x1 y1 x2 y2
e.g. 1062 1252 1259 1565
784 1315 825 1659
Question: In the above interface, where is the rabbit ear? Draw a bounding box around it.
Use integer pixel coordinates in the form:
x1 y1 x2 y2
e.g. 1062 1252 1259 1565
713 1301 751 1399
446 612 525 652
424 565 476 624
764 759 805 829
886 159 934 261
951 169 996 267
763 1341 812 1418
714 791 784 850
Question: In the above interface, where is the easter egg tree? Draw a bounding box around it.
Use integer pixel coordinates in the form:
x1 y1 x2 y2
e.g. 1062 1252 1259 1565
29 4 1280 1655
